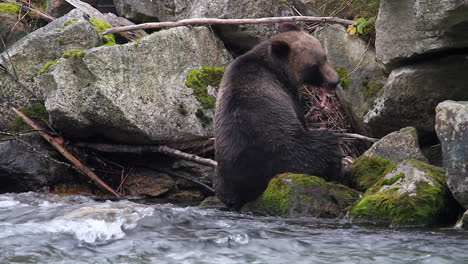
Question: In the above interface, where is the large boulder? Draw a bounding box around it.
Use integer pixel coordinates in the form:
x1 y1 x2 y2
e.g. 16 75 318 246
113 0 177 23
376 0 468 71
415 0 468 31
316 25 387 134
349 159 462 226
363 127 428 163
0 134 78 193
364 55 468 137
0 9 103 130
435 100 468 209
37 26 231 144
242 173 361 217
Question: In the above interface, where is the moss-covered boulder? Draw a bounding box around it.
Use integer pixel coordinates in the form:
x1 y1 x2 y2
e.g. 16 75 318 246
349 159 463 226
199 196 226 209
350 155 395 192
241 173 361 218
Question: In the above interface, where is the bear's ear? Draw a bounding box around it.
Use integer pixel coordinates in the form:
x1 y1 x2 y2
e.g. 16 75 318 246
271 40 290 57
279 22 301 33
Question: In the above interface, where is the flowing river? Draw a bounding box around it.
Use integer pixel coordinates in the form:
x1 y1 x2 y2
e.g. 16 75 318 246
0 192 467 264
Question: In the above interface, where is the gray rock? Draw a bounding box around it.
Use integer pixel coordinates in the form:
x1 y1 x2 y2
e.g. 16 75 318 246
0 134 77 193
415 0 468 31
113 0 176 23
291 0 320 16
349 159 461 226
364 55 468 137
0 9 102 129
458 210 468 229
376 0 468 71
316 25 387 134
364 127 428 163
38 26 231 144
0 14 31 52
435 100 468 209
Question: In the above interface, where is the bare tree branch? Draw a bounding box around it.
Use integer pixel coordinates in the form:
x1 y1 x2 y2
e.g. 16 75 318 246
76 142 218 168
8 0 56 21
337 132 379 143
101 16 354 35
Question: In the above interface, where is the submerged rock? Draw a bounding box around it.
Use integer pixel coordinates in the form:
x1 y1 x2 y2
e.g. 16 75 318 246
348 159 462 226
364 55 468 137
435 100 468 209
0 134 78 193
363 127 428 163
242 173 361 218
37 26 231 144
316 25 386 134
376 0 468 71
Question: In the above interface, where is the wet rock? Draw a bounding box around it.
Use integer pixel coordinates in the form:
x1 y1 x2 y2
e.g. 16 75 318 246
171 159 215 185
124 169 175 197
364 55 468 137
242 173 361 217
349 159 462 226
0 134 78 193
363 127 428 164
0 9 102 129
350 155 395 192
316 25 386 134
0 14 31 52
415 0 468 32
458 210 468 229
376 0 468 71
435 100 468 209
199 196 226 209
37 26 231 144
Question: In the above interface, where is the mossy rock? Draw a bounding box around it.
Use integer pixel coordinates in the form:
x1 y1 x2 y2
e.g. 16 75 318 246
350 155 395 192
0 3 21 15
185 66 225 109
199 196 226 209
8 104 49 133
89 17 116 46
349 159 462 226
242 173 361 217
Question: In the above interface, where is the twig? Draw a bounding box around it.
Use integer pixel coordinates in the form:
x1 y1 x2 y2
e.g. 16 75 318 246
76 142 218 168
12 107 123 198
2 0 55 21
101 16 354 35
156 168 214 194
337 132 378 142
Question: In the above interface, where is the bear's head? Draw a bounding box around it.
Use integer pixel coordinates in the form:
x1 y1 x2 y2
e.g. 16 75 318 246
270 23 339 89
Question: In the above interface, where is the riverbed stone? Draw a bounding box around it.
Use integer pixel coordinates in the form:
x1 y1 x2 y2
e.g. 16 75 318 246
37 26 231 144
376 0 468 71
363 55 468 137
0 134 77 193
415 0 468 31
363 127 428 164
316 25 386 134
348 159 462 226
242 173 361 218
435 100 468 209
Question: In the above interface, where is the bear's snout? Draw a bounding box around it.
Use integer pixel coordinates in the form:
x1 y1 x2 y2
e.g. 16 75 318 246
321 64 340 89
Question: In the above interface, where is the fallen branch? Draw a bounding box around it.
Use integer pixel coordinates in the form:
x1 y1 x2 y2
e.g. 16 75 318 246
338 132 379 143
102 16 354 35
12 107 123 198
76 142 218 168
14 0 55 21
156 168 214 194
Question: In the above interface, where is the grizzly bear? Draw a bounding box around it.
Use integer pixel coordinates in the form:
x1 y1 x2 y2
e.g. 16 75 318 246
214 23 343 210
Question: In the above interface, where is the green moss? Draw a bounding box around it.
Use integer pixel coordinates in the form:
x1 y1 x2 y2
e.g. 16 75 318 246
166 9 175 15
89 17 116 46
0 3 21 15
39 59 58 74
381 173 405 186
8 104 49 133
349 160 448 226
336 67 351 88
350 155 395 192
185 66 225 109
64 18 78 27
57 37 65 45
62 49 86 58
360 77 384 105
178 104 188 116
195 109 212 127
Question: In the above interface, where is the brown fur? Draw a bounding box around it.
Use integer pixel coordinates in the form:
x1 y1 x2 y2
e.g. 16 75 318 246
214 23 342 209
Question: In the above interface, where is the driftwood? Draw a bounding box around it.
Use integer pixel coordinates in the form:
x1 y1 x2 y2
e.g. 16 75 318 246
64 0 147 41
12 107 123 198
76 142 218 168
102 16 354 35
